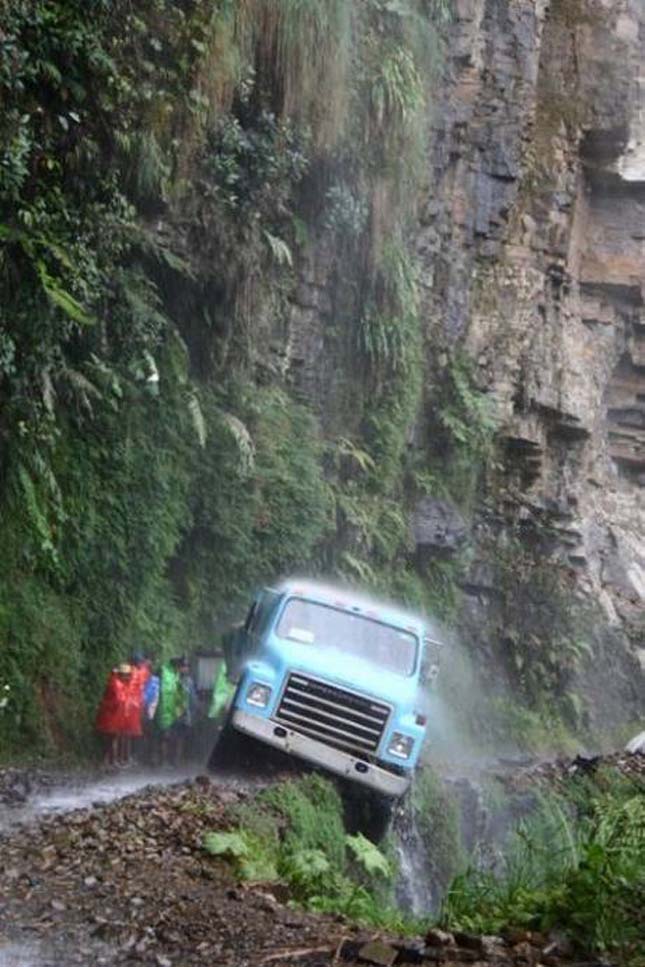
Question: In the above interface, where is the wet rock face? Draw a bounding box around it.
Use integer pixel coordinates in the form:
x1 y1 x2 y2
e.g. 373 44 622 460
412 498 467 556
417 0 645 700
278 0 645 717
418 0 551 341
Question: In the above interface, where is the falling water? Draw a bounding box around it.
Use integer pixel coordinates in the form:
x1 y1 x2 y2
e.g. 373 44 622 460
392 798 438 916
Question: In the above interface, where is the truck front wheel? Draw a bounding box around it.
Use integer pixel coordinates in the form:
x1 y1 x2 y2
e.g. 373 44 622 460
207 718 257 772
366 792 395 842
342 783 395 843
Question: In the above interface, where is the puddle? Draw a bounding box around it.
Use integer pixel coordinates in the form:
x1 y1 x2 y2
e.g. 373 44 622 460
0 767 198 833
0 942 51 967
30 767 196 814
0 938 117 967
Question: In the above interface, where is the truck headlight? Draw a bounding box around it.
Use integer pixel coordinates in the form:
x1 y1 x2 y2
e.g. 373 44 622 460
246 682 272 708
387 732 414 760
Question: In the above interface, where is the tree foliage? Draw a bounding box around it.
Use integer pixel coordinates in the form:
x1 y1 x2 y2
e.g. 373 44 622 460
0 0 446 754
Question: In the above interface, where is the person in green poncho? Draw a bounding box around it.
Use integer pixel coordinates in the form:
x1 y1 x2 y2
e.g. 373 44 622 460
157 658 184 764
208 625 243 730
208 659 236 729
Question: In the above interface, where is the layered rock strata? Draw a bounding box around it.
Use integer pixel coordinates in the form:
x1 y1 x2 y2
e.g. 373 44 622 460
282 0 645 726
419 0 645 690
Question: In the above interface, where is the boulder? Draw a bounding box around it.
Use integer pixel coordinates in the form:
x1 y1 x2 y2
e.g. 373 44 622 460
412 498 468 554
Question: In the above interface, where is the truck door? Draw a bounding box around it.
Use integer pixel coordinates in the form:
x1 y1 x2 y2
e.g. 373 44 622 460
227 588 281 678
245 588 281 651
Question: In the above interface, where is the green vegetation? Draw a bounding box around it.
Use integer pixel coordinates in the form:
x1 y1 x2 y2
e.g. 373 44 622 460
488 536 596 731
0 0 451 756
2 1 641 956
203 767 645 965
204 775 415 931
0 0 625 790
419 352 497 510
441 778 645 965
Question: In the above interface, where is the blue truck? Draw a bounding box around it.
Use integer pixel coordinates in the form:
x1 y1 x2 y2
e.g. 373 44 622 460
210 579 439 800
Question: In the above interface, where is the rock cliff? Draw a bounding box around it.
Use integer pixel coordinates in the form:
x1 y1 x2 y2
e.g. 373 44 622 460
418 0 645 726
284 0 645 731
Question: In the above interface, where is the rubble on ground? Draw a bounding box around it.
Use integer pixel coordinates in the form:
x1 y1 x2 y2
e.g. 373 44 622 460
0 770 615 967
493 748 645 795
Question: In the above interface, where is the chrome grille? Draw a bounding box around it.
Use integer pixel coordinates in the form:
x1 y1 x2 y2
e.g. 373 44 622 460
276 674 389 755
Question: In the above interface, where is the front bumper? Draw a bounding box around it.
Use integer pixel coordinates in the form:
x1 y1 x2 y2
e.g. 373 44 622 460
232 709 410 798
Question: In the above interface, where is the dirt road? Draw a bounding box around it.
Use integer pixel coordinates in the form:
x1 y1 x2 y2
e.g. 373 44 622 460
3 760 633 967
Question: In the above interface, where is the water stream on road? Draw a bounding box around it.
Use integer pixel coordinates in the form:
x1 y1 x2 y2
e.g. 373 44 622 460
0 767 198 833
0 941 46 967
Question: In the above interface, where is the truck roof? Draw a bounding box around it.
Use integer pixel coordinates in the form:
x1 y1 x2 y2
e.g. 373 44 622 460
271 578 427 637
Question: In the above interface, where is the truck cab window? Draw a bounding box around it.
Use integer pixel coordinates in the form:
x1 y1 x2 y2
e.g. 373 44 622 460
276 598 417 676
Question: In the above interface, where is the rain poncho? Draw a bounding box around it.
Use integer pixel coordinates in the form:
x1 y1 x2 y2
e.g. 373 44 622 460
95 672 128 735
178 674 198 727
143 673 160 720
122 664 149 737
156 664 181 732
208 663 235 721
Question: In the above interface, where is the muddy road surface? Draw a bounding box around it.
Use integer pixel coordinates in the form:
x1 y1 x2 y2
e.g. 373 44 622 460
0 767 202 833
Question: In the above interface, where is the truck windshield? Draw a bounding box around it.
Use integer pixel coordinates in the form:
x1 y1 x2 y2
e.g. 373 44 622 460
276 598 418 676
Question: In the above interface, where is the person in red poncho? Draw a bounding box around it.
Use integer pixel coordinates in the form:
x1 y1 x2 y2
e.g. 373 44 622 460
95 663 132 767
122 653 151 764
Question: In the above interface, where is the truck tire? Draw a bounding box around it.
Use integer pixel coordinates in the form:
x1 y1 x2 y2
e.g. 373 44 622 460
341 782 395 843
207 718 257 772
366 792 395 842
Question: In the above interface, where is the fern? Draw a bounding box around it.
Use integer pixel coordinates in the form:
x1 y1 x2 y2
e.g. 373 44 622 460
117 267 168 344
339 551 378 585
203 830 249 859
16 465 55 556
187 392 207 448
127 223 196 280
429 0 453 23
371 44 423 130
203 776 411 929
0 224 94 325
346 833 392 879
282 848 331 897
358 243 419 372
41 368 56 415
263 229 293 267
35 258 93 326
205 828 278 880
221 412 255 473
61 367 103 414
334 437 376 474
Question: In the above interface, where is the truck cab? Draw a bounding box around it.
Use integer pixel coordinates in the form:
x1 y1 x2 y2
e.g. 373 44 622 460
216 579 437 798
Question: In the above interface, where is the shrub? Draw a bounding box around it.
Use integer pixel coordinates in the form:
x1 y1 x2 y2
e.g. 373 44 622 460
441 782 645 963
204 775 413 930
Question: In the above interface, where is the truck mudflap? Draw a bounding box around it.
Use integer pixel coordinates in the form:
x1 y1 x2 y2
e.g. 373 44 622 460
231 709 410 798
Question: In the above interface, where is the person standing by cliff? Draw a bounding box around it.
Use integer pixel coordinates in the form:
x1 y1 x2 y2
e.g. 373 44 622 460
120 653 150 765
208 658 235 731
142 662 160 763
171 658 198 765
95 664 131 767
156 658 182 765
